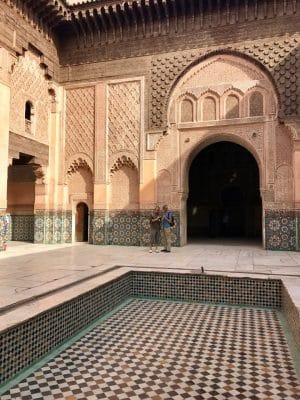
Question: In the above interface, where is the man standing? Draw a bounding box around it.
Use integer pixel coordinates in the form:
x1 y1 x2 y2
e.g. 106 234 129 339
149 205 161 253
161 204 173 253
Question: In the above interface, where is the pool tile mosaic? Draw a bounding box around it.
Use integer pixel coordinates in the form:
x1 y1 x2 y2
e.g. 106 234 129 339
0 272 284 386
0 274 131 384
133 271 282 308
1 299 299 400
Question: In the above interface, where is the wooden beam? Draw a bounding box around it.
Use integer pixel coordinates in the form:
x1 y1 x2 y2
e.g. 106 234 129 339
146 1 154 36
70 14 80 48
139 1 146 37
115 4 124 41
85 10 95 46
77 12 87 47
122 3 131 38
100 7 109 43
107 6 116 42
154 0 162 35
180 0 186 31
92 9 102 45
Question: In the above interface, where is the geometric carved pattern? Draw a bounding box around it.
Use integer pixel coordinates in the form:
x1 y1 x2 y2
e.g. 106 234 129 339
67 157 92 175
110 155 137 174
108 81 140 163
10 51 51 141
65 87 95 161
150 35 299 128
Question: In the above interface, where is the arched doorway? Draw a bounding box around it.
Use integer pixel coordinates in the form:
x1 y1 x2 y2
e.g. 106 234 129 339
7 153 36 242
187 141 262 241
75 202 89 242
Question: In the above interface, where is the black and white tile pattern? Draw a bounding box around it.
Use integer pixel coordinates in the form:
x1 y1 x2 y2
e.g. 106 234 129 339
1 299 299 400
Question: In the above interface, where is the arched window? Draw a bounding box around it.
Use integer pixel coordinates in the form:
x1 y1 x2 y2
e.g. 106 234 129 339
226 95 239 119
250 92 264 116
181 99 193 122
25 101 33 121
25 101 33 134
202 97 217 121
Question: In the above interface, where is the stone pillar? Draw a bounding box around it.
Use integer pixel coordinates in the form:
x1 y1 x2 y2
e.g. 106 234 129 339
140 158 156 208
90 82 108 245
0 49 13 249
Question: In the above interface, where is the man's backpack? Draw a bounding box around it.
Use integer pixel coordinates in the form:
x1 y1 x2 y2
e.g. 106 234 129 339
168 212 175 227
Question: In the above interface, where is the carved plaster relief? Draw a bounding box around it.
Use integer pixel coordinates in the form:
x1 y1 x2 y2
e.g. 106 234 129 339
275 164 292 204
65 86 95 168
107 80 141 171
10 50 51 142
150 35 299 129
170 55 276 125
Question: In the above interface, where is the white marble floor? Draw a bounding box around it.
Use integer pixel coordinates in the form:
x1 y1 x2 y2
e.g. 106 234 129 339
0 239 299 313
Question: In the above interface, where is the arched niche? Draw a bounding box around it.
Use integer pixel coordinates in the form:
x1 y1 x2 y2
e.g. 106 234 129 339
110 157 139 210
249 91 264 116
180 98 194 122
167 53 278 125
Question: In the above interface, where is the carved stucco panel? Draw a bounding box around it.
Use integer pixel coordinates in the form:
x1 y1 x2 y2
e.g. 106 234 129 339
10 50 51 142
276 125 293 167
149 35 299 129
275 164 293 204
65 86 95 169
107 80 141 170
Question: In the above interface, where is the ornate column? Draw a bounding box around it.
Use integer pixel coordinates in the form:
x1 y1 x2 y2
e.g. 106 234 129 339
0 48 14 249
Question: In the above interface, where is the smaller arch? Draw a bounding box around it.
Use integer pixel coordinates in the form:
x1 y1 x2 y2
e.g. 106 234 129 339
109 151 139 174
180 98 194 122
25 101 33 121
75 202 89 242
66 155 93 175
225 94 240 119
249 91 264 117
110 155 138 175
110 162 139 209
25 101 34 134
202 96 217 121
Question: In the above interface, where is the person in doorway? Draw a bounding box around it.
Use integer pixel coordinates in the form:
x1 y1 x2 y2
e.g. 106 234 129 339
161 204 173 253
149 206 161 253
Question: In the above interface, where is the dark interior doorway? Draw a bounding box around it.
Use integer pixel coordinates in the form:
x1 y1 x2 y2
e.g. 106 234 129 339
7 153 36 242
187 141 262 240
75 202 89 242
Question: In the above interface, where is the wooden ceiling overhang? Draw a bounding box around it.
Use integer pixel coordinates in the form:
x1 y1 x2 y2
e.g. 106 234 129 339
3 0 68 28
3 1 298 43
